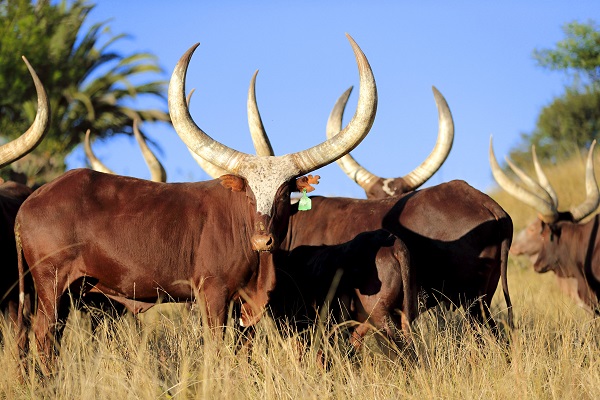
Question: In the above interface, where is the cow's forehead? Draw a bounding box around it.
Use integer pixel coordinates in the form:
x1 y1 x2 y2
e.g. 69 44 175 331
239 157 300 216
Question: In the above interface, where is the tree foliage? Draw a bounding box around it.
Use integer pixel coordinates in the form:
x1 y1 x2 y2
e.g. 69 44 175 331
509 20 600 168
0 0 169 184
533 20 600 88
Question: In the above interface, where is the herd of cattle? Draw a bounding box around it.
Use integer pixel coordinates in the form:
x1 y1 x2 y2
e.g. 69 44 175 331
0 35 598 373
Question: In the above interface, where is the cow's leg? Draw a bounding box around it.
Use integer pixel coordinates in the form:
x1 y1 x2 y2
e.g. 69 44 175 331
349 322 371 350
32 265 79 374
33 287 61 374
360 305 413 356
464 254 502 339
198 284 228 330
481 262 503 338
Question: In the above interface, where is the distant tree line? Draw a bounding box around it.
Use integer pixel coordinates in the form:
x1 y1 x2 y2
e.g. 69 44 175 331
509 20 600 166
0 0 169 184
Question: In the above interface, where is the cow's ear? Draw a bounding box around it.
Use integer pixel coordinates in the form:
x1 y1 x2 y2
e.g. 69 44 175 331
220 174 246 192
295 174 320 193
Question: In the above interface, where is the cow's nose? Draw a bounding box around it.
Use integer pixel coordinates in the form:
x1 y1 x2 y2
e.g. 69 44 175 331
251 234 275 252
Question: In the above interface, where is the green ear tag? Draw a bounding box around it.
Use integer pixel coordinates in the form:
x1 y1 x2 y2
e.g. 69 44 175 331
297 189 312 211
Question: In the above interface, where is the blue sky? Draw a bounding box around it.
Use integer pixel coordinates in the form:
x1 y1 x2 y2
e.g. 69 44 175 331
65 1 599 198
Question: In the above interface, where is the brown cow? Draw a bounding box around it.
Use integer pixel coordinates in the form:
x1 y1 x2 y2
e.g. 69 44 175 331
0 57 50 323
490 139 600 313
15 35 378 370
284 183 513 335
269 229 417 351
200 85 513 338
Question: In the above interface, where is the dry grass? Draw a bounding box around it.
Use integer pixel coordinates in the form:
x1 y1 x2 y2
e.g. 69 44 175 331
1 154 599 399
0 269 598 399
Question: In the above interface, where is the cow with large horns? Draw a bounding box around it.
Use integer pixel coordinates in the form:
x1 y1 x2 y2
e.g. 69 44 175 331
16 35 377 369
199 83 513 339
490 138 600 313
0 56 50 322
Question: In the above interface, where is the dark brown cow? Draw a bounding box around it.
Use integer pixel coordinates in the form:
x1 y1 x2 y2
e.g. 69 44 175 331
16 35 378 369
284 183 513 334
294 88 510 332
0 57 50 323
490 139 600 313
201 86 513 337
269 229 417 350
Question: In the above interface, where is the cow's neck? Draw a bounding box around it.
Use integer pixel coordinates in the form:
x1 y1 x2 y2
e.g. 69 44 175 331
559 215 600 301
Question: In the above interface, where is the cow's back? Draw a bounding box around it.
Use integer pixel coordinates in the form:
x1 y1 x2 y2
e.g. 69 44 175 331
16 169 258 300
284 179 513 312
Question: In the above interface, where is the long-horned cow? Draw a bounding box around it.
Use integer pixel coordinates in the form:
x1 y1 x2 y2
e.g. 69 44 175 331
315 89 513 332
0 57 50 322
200 84 513 340
15 35 378 369
490 139 600 313
191 74 417 348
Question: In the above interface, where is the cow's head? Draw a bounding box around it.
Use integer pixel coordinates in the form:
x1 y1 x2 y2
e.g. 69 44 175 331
511 211 577 261
169 35 377 253
322 85 454 199
490 138 599 274
218 173 320 251
531 220 566 274
511 218 544 260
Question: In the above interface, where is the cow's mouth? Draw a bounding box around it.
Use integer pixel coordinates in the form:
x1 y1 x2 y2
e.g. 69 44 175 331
251 233 276 252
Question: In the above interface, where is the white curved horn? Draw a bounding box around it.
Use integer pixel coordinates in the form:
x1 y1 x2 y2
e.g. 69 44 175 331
570 140 599 222
489 136 557 222
133 119 167 182
247 70 274 157
84 130 115 175
0 56 50 168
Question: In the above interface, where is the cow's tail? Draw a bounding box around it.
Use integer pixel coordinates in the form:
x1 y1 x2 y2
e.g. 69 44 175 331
15 221 28 358
500 217 514 330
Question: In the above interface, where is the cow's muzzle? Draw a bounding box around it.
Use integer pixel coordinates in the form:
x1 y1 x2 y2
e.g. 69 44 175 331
251 233 276 252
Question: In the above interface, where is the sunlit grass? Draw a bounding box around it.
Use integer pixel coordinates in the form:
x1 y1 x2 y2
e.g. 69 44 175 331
1 154 599 398
1 261 598 400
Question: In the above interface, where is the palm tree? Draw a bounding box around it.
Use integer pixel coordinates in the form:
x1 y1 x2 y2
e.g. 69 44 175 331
0 0 169 184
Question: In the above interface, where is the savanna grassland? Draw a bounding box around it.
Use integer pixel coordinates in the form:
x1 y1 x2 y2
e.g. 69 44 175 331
1 154 599 399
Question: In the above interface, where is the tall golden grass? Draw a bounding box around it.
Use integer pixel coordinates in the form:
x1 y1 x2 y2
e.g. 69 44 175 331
1 153 599 399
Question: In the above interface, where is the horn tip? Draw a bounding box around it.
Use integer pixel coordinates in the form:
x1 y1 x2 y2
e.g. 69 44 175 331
345 33 357 46
21 56 34 72
182 42 201 59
